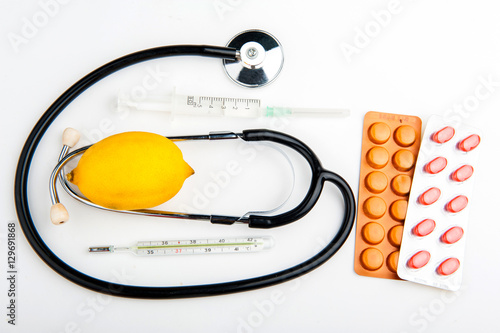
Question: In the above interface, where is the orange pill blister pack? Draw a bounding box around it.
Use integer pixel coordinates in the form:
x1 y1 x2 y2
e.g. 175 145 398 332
397 115 481 290
354 111 422 279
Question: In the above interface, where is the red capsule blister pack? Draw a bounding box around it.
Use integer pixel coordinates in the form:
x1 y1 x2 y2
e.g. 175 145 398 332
397 115 481 290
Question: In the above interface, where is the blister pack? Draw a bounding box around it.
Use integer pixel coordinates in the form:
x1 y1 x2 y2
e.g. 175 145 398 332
397 115 481 290
354 111 422 279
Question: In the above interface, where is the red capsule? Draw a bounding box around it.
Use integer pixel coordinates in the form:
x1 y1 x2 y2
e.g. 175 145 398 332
441 226 464 244
451 165 474 182
407 251 431 269
424 157 447 174
412 219 436 237
437 258 460 276
446 195 468 213
418 187 441 205
458 134 480 152
432 126 455 144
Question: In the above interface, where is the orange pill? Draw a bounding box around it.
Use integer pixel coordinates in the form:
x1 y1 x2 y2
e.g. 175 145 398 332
424 156 447 174
437 258 460 276
361 222 385 245
363 197 387 219
389 199 408 222
365 171 388 193
407 250 431 269
391 174 412 196
368 122 391 144
432 126 455 144
412 219 436 237
451 165 474 182
446 195 468 213
366 146 389 169
394 125 417 147
355 112 422 280
360 248 384 271
392 149 415 171
388 225 404 247
386 251 400 273
458 134 480 152
418 187 441 205
441 226 464 244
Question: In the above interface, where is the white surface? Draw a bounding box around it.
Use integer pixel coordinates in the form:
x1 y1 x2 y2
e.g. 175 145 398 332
1 1 499 332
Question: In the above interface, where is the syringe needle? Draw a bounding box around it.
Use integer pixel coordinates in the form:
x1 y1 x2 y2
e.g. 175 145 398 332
262 107 350 118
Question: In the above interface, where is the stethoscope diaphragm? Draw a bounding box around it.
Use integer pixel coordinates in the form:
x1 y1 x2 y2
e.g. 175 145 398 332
223 29 284 88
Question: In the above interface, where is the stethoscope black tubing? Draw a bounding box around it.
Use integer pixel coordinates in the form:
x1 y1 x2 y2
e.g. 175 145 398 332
14 44 356 299
242 129 330 229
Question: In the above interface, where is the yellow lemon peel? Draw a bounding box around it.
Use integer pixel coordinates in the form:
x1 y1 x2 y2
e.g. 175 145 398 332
68 132 193 210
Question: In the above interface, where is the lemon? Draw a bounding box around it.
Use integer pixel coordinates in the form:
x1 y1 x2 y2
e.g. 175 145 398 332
68 132 194 210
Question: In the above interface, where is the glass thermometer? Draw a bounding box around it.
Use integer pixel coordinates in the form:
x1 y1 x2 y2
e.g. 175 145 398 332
89 236 274 256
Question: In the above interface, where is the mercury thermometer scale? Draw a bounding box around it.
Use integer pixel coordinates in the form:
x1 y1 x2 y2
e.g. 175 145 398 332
89 236 274 256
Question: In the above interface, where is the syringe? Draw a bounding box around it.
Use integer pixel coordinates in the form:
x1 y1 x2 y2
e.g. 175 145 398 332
89 236 274 256
117 91 349 118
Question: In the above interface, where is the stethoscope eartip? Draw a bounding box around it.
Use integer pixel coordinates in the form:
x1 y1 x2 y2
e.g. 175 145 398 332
50 203 69 225
62 127 81 148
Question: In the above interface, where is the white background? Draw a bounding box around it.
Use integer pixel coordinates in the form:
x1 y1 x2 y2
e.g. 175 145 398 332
1 0 500 332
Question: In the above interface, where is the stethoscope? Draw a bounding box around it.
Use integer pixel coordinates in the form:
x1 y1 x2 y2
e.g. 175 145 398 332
15 30 356 299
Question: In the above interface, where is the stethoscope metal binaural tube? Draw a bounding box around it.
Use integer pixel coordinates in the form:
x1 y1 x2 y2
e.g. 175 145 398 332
15 30 356 299
49 129 346 228
50 133 246 224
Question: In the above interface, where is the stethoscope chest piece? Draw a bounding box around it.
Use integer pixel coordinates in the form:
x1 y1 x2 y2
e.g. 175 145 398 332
223 29 284 88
